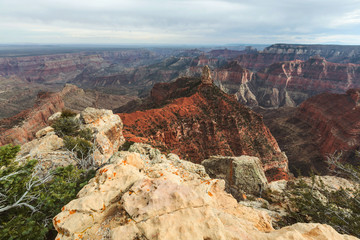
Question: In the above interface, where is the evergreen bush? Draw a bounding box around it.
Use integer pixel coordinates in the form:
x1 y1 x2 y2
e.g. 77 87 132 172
0 144 95 240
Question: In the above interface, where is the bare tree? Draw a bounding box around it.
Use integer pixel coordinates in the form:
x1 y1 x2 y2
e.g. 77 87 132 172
0 164 52 214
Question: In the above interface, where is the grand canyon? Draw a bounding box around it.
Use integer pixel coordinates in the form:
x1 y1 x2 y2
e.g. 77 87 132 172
1 43 360 240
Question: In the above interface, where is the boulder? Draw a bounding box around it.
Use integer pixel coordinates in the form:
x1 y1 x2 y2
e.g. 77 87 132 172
202 155 268 200
80 107 125 165
48 111 62 124
35 126 54 138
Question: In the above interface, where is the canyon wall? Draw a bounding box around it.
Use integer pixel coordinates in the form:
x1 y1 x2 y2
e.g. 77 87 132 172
215 57 360 108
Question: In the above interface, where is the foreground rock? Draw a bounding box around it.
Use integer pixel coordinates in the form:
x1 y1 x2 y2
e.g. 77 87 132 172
80 107 125 165
53 144 358 240
202 155 268 200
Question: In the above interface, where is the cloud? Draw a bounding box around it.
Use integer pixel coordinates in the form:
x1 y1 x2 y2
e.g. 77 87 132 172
0 0 360 44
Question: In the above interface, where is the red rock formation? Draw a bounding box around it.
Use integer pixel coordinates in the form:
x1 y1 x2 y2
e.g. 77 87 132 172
0 54 106 83
119 77 289 181
295 89 360 157
0 91 65 145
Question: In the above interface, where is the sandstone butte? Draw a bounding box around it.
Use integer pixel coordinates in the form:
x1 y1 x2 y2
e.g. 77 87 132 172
52 143 358 240
118 74 289 181
294 89 360 161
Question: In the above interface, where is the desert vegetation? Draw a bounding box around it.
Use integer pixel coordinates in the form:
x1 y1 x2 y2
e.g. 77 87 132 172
0 144 95 240
283 152 360 237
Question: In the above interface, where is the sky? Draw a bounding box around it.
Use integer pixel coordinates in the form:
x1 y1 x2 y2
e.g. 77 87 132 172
0 0 360 45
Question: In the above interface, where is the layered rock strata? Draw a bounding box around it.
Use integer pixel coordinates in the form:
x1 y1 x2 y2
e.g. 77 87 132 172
216 57 360 108
119 77 289 181
294 89 360 159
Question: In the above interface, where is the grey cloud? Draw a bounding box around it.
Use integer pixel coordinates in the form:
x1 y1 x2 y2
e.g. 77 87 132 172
0 0 359 44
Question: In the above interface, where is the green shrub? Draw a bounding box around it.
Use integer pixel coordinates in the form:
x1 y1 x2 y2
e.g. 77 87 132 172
285 153 360 238
52 117 80 137
78 128 93 141
0 144 95 240
60 109 77 118
63 136 93 159
119 141 135 151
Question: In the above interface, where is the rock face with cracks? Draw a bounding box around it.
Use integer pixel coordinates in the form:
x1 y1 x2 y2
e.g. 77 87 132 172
53 144 358 240
80 107 125 165
202 155 268 200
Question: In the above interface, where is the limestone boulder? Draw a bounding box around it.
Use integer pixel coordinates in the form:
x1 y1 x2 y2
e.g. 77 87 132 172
35 126 54 138
202 155 268 200
80 107 125 165
48 111 62 124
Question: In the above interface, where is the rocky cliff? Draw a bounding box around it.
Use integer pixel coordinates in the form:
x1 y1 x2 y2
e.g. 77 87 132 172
264 44 360 64
295 89 360 159
0 89 65 145
255 90 360 175
118 75 289 181
216 57 360 108
228 44 360 71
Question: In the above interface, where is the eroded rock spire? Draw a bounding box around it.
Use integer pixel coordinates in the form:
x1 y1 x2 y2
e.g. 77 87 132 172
201 65 213 85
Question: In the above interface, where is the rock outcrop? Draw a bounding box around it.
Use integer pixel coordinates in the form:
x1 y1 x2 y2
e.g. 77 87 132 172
16 133 76 171
81 107 125 165
15 107 125 168
0 90 65 145
53 144 358 240
118 77 289 181
201 65 213 84
202 156 268 200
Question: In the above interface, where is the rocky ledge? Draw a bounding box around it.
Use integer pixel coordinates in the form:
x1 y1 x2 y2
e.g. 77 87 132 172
53 143 357 240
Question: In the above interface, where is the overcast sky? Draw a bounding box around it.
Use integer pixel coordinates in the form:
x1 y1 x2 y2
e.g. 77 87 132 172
1 0 360 45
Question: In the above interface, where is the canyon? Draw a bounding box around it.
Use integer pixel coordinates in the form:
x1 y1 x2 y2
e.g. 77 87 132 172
2 44 360 177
